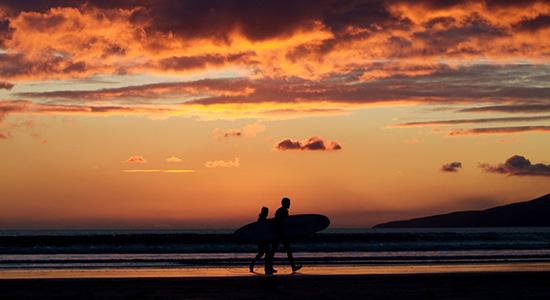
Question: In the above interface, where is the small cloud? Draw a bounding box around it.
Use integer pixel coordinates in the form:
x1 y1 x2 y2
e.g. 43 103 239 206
122 156 147 163
62 117 76 126
273 136 342 151
0 133 10 140
440 162 462 173
213 128 241 141
242 123 265 138
166 156 183 163
403 138 418 144
205 157 240 168
213 123 265 141
479 155 550 176
41 139 49 144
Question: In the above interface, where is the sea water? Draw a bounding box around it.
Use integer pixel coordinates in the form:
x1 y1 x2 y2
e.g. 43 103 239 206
2 228 550 274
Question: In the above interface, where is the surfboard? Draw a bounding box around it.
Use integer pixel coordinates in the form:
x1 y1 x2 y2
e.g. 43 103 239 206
234 214 330 242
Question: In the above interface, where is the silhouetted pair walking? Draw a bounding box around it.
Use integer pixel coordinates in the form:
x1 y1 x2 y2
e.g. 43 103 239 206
249 198 302 274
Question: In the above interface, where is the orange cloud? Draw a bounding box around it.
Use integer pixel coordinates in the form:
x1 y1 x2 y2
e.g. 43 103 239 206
1 1 550 82
205 157 240 168
2 1 550 129
122 156 147 163
166 156 182 163
273 136 342 151
403 138 419 144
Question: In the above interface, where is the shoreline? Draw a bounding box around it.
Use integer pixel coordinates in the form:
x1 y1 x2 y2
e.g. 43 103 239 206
1 271 550 299
2 261 550 279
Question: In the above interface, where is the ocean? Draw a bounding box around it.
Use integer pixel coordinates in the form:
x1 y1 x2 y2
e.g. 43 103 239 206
2 228 550 276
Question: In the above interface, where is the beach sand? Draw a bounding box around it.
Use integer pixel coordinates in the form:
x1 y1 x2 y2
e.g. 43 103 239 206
1 271 550 299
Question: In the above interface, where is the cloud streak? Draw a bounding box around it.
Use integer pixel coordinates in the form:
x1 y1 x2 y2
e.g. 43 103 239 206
480 155 550 176
459 104 550 114
436 126 550 137
274 136 342 152
390 116 550 128
123 169 195 173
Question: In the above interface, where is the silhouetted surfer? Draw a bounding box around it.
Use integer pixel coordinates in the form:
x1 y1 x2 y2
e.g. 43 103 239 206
265 197 302 274
249 207 271 272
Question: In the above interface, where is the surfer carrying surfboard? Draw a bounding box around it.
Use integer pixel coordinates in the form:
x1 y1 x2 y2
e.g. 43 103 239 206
265 197 302 274
249 207 271 273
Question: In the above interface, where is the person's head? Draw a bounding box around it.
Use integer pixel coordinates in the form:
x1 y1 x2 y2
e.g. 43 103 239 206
281 197 291 208
259 206 269 219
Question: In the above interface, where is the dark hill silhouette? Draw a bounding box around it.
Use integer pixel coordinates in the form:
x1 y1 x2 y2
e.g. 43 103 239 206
373 193 550 228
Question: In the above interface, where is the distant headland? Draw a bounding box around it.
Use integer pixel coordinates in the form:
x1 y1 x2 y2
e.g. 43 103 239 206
373 193 550 228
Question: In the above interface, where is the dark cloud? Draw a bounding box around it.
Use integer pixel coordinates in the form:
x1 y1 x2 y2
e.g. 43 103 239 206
127 0 326 43
0 81 14 90
0 1 87 14
412 18 508 57
514 14 550 32
0 19 14 48
0 53 88 79
320 0 397 33
274 136 342 151
459 104 550 114
480 155 550 176
440 162 462 173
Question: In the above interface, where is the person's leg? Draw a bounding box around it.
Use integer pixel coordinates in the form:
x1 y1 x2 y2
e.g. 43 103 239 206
265 241 279 274
250 250 265 272
283 240 301 272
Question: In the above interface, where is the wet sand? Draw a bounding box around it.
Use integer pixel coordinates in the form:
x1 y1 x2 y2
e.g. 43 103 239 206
1 271 550 299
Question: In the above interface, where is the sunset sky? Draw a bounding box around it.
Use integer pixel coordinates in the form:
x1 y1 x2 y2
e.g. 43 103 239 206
1 0 550 229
